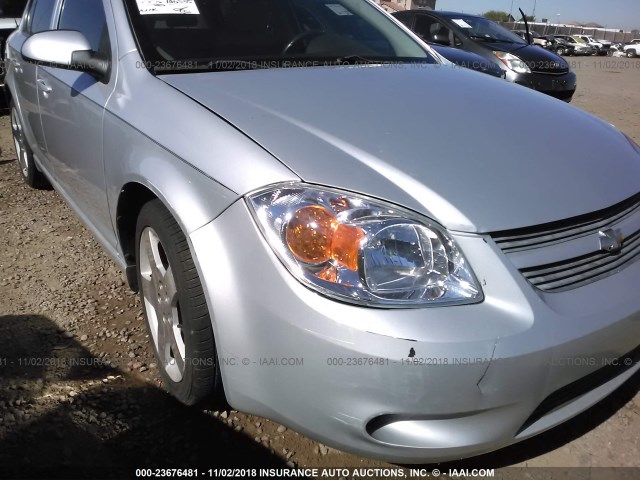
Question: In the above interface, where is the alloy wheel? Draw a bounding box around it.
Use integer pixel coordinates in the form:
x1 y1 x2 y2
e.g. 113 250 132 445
11 107 29 179
139 226 186 382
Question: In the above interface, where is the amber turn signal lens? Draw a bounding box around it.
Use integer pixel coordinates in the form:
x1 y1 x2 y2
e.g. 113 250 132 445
332 222 365 271
286 206 334 264
285 205 364 271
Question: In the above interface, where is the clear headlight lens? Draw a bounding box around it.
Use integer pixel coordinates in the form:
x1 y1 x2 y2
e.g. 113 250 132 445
247 184 482 308
493 51 531 74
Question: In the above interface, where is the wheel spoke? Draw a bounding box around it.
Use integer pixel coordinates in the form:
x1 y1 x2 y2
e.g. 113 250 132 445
143 231 162 280
169 329 185 373
140 273 160 314
157 315 170 358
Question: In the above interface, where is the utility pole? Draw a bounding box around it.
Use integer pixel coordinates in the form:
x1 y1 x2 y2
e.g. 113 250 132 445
532 0 537 20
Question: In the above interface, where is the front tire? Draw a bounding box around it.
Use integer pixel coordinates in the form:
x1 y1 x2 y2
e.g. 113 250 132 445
627 50 637 58
135 199 222 405
10 101 49 189
557 47 566 56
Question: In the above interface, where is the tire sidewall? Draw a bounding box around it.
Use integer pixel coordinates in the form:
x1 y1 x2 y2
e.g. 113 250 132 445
134 200 214 404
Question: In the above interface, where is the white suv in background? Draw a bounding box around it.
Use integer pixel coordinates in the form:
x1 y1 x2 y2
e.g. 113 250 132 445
624 41 640 57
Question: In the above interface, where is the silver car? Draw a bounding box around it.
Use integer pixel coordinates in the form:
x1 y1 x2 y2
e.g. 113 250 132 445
6 0 640 464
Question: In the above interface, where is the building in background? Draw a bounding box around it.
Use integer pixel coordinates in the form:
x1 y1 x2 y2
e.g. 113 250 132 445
375 0 436 13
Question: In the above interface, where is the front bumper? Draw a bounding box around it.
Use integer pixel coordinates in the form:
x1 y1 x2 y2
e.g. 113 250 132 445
508 70 577 102
190 200 640 463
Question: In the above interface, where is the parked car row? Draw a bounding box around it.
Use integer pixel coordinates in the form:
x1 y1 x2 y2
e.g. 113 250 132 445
393 10 576 101
512 32 598 56
573 34 612 55
511 30 624 57
549 34 596 55
541 35 577 56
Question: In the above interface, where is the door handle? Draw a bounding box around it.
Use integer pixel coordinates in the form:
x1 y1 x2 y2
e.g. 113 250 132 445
37 78 53 95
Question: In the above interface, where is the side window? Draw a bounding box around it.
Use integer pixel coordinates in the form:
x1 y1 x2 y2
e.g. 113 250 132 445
413 16 433 40
394 13 414 30
27 0 56 34
2 0 29 17
58 0 110 58
414 16 451 46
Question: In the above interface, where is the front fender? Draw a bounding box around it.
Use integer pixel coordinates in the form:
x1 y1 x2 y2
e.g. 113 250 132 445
104 109 239 239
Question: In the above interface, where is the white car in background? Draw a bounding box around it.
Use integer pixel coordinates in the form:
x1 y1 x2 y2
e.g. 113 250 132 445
624 41 640 57
512 30 549 47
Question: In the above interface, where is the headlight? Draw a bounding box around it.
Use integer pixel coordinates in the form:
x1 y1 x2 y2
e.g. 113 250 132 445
493 51 531 74
247 184 482 308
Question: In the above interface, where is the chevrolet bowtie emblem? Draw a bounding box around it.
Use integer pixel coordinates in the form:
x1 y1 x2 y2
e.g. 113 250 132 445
598 229 623 253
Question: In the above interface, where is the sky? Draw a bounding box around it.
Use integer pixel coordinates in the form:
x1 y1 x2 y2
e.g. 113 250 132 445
435 0 640 31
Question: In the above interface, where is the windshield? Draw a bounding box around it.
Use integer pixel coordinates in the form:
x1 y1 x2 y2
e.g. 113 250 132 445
124 0 436 72
439 13 526 44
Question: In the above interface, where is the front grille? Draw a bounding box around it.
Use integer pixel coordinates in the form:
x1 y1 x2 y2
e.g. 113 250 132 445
520 229 640 291
491 193 640 292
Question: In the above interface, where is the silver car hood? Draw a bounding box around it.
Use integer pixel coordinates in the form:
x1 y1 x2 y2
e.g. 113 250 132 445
162 65 640 233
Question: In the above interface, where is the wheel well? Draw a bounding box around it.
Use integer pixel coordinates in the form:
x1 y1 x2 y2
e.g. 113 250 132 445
117 183 157 292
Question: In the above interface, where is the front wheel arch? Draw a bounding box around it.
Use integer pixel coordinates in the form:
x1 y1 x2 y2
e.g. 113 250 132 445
135 198 225 406
116 182 158 291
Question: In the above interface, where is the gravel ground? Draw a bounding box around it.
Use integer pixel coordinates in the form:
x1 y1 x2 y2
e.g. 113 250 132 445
0 60 639 479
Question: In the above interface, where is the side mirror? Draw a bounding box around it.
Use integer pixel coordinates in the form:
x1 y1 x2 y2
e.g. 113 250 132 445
21 30 110 81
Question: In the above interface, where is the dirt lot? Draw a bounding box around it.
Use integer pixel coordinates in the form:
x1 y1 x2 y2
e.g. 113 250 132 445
0 59 639 480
